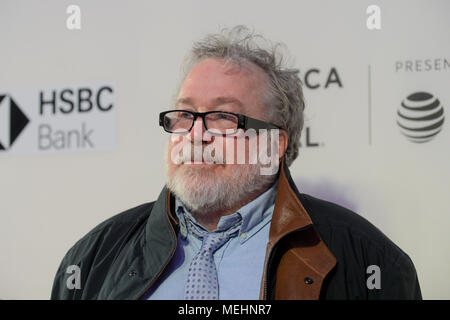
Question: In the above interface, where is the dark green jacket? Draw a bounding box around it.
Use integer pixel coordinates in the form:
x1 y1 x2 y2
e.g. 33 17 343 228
51 163 421 299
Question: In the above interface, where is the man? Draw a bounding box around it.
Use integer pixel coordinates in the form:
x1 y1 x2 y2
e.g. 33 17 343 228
51 26 421 300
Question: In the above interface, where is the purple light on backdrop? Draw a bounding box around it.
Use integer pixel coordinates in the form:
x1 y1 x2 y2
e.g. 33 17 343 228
294 177 359 213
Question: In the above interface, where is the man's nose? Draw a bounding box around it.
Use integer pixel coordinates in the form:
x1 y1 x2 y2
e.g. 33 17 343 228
188 117 209 142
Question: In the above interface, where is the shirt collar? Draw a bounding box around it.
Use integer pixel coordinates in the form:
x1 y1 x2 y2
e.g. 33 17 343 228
175 179 278 242
238 180 278 237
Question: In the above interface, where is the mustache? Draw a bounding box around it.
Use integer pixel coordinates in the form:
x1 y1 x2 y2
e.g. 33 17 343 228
172 142 225 164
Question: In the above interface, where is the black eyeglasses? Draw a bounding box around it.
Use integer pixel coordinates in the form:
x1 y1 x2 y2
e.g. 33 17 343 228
159 110 281 135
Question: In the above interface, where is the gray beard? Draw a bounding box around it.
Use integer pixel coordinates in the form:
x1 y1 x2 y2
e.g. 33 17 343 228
165 162 275 216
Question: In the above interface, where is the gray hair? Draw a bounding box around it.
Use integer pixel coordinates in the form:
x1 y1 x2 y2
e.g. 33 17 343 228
180 25 305 167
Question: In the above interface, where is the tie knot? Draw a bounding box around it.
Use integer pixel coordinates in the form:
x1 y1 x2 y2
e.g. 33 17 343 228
201 233 231 254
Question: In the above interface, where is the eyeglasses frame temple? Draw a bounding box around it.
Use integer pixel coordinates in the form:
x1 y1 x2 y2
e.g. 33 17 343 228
242 115 281 131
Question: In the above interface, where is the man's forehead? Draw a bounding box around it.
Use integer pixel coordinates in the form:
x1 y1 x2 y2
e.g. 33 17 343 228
177 58 267 110
176 96 243 108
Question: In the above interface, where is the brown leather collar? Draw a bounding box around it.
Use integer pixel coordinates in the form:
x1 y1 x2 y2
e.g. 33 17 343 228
259 159 337 299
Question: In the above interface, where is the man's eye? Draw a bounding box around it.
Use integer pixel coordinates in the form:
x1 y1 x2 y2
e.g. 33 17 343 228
178 112 192 119
212 113 235 121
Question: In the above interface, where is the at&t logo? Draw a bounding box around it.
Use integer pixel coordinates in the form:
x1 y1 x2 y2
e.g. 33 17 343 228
397 92 445 143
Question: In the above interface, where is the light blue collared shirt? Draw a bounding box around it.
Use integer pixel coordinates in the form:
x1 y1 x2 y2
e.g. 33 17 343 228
145 181 278 300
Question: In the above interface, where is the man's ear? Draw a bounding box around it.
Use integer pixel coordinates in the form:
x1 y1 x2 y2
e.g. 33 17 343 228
278 129 288 160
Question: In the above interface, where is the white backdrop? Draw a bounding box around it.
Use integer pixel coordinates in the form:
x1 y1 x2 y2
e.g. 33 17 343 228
0 0 449 299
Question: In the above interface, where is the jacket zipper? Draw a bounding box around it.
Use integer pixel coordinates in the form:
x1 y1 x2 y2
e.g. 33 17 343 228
262 241 277 300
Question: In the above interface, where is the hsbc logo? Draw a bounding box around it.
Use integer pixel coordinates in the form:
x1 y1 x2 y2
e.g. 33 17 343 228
0 83 116 156
0 94 30 151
